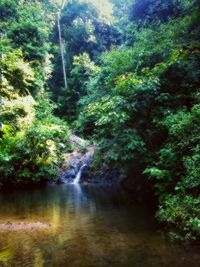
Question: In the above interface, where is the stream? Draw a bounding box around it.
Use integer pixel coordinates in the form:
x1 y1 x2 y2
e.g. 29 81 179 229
0 184 199 267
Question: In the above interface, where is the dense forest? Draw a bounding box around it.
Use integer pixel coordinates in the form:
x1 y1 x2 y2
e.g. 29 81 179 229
0 0 200 243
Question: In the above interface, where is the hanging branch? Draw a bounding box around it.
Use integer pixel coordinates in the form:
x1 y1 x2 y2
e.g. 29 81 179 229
58 0 68 89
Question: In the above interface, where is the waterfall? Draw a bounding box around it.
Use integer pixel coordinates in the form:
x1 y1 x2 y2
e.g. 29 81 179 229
58 135 95 184
73 164 87 185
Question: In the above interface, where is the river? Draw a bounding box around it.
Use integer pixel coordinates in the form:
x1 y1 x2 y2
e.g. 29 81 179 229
0 185 199 267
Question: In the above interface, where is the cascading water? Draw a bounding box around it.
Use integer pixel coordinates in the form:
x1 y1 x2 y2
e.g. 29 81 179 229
72 164 87 184
58 135 95 184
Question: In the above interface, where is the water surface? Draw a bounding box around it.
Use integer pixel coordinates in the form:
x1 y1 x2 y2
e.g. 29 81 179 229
0 185 199 267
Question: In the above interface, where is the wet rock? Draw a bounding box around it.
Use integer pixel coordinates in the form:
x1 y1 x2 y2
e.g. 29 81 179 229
58 167 77 184
58 135 95 184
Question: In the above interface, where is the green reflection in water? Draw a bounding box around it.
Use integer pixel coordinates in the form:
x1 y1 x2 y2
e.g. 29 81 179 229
0 185 199 267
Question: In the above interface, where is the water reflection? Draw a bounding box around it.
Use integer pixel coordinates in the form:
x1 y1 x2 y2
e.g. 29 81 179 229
0 185 199 267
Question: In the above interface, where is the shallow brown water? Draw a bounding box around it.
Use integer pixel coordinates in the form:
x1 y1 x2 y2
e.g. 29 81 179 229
0 185 199 267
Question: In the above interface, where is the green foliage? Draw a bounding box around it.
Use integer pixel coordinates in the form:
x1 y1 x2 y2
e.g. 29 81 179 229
59 0 120 60
76 0 200 241
0 49 34 95
157 194 200 241
144 104 200 240
129 0 183 24
0 0 71 188
49 0 121 114
56 53 99 119
0 0 17 22
0 92 70 186
8 1 53 61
